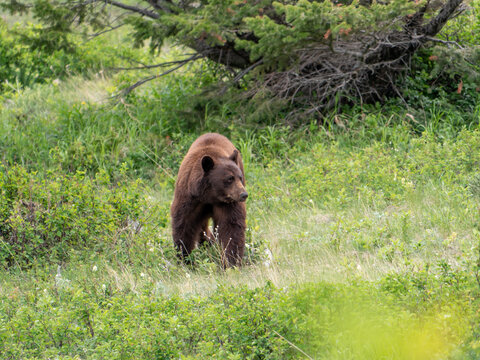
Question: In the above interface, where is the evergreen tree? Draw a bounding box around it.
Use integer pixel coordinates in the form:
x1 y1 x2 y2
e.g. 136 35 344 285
1 0 471 112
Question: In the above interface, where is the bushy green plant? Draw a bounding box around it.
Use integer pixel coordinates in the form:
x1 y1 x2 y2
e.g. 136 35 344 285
0 163 163 267
0 281 302 359
0 19 142 96
400 48 480 116
398 0 480 115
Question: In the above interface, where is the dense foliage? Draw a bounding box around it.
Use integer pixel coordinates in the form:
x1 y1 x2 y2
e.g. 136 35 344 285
1 0 475 114
0 21 112 94
1 279 475 359
0 164 153 267
0 0 421 62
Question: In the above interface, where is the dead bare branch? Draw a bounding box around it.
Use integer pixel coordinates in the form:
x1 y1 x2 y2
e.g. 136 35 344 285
115 54 204 97
87 23 126 40
425 36 464 49
111 54 201 71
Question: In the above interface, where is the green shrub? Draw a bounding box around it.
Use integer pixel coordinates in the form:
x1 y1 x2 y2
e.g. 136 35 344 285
0 282 302 359
0 163 159 267
399 0 480 116
281 129 480 208
0 20 140 96
2 278 473 359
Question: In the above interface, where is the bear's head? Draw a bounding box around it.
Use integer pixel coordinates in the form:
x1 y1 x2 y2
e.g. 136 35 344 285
201 150 248 204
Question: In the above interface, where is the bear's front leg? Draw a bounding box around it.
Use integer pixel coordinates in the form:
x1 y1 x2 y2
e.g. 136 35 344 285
171 199 204 263
198 216 215 246
172 220 198 263
213 202 246 267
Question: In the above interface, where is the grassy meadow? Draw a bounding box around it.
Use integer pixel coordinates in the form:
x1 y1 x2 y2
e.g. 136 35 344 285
2 4 480 359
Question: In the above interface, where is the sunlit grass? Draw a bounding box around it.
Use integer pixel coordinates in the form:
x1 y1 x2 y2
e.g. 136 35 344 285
1 177 469 301
304 292 469 360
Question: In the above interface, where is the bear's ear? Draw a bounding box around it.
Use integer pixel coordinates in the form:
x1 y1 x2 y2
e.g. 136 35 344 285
201 156 214 173
229 150 238 164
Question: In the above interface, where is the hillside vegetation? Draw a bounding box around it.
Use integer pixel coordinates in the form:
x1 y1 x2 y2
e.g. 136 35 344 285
1 2 480 358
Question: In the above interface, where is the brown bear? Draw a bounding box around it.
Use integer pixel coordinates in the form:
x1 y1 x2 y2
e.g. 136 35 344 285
171 133 248 267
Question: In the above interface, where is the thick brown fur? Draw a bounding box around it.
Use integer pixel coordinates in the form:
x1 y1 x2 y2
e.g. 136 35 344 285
171 133 247 267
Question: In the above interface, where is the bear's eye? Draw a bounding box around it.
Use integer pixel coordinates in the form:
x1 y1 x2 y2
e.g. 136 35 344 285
226 176 234 184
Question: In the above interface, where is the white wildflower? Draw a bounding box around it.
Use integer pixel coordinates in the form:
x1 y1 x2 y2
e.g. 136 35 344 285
55 265 71 289
263 248 274 268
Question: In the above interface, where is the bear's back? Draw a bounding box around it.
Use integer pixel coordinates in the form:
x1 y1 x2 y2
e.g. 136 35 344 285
188 133 235 157
175 133 239 195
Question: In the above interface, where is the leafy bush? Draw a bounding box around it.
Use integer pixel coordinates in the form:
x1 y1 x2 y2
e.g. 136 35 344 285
1 277 474 359
0 163 161 267
398 0 480 113
0 20 137 95
0 281 302 359
400 48 480 116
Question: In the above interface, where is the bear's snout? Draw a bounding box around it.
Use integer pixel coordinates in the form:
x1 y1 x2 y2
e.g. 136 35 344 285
239 191 248 202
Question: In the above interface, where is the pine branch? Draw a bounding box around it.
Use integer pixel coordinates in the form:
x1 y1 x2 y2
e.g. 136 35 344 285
74 0 160 19
145 0 176 14
104 0 159 19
